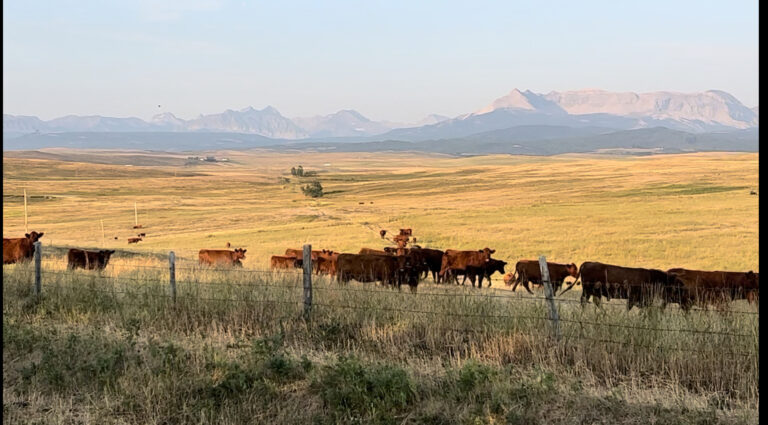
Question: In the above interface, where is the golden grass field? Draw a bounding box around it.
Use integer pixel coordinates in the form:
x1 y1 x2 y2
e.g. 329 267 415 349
2 150 760 424
2 149 759 272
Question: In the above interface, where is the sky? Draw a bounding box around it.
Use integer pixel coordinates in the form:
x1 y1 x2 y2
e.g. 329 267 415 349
2 0 759 122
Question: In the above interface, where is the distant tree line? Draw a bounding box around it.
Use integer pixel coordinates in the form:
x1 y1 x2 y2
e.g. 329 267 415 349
290 165 317 177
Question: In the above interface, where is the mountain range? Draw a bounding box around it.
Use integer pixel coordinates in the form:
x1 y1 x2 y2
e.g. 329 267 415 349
3 89 759 155
3 107 449 140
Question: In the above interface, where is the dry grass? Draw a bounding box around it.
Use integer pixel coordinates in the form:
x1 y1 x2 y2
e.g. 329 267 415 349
2 150 759 424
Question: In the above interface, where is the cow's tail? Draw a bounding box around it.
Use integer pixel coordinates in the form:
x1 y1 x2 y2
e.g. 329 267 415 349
506 270 518 286
558 266 582 296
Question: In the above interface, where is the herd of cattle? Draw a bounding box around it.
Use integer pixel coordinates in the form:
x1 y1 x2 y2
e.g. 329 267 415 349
2 231 759 311
267 245 759 311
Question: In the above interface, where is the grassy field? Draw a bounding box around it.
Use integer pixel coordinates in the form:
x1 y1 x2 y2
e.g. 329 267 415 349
2 150 760 424
2 150 759 270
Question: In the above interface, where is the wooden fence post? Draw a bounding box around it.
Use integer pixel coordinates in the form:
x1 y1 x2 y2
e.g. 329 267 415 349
34 241 42 296
539 256 561 341
303 244 312 319
169 251 176 303
24 189 28 234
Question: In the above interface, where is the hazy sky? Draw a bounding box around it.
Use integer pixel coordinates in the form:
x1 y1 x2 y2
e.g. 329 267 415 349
3 0 759 122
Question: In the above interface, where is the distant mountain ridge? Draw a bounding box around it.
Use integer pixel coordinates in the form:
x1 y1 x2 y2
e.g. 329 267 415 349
3 89 759 156
3 108 451 139
475 89 757 129
5 88 757 141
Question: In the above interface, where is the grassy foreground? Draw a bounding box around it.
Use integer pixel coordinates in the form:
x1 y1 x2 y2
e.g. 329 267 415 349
2 253 759 424
2 150 760 424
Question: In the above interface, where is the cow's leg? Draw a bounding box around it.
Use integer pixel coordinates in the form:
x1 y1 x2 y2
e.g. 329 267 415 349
523 281 533 295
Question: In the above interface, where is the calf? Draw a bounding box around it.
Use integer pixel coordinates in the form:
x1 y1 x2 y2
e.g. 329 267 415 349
67 249 115 270
508 260 579 294
271 255 302 269
199 248 246 267
461 259 508 288
3 231 44 264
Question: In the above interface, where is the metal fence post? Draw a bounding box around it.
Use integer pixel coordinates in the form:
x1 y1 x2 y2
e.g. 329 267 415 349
34 241 42 296
539 255 561 341
169 251 176 303
303 244 312 319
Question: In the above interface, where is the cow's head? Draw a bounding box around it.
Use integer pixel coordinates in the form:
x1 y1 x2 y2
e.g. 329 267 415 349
479 247 495 262
503 272 515 286
26 231 44 242
746 271 758 284
233 248 247 260
489 259 507 275
566 263 578 277
99 250 116 265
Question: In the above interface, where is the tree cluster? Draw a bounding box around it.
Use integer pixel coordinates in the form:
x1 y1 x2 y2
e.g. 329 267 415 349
301 181 324 198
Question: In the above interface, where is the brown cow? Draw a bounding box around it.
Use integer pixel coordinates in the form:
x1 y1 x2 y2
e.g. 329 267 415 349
271 255 302 269
3 231 44 264
359 247 390 256
315 250 339 276
199 248 246 266
285 248 321 261
284 248 338 275
380 230 387 238
127 237 142 244
667 268 759 309
413 247 444 283
439 248 495 284
285 248 335 261
137 233 146 237
508 260 579 294
560 261 681 310
336 253 420 289
376 247 430 279
67 249 115 270
315 255 339 277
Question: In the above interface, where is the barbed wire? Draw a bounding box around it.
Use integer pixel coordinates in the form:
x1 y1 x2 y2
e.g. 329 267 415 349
46 284 298 306
27 269 762 322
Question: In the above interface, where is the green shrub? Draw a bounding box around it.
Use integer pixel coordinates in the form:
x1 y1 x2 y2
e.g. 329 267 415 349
314 356 415 422
302 181 324 198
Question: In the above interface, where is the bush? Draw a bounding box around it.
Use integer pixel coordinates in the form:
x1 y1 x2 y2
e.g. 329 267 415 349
302 181 324 198
314 356 415 422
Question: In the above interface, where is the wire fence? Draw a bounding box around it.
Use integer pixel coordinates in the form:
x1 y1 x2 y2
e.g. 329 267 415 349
3 244 759 363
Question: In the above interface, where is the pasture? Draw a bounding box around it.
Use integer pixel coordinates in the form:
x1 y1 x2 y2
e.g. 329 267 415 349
2 150 760 424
